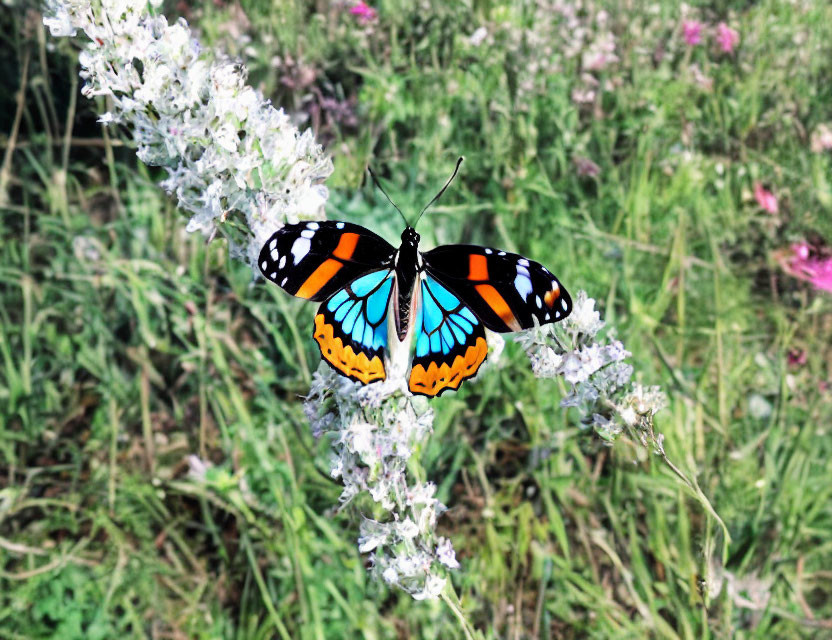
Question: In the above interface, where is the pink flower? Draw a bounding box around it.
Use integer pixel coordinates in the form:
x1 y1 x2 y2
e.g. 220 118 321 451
754 182 778 214
811 124 832 153
715 22 739 53
682 20 703 46
573 156 601 177
350 1 377 24
582 37 619 71
777 242 832 293
787 349 807 367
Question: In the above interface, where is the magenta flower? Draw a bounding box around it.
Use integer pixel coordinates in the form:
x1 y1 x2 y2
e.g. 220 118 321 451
778 242 832 293
754 182 778 214
716 22 739 53
682 20 703 46
787 349 807 367
350 1 377 24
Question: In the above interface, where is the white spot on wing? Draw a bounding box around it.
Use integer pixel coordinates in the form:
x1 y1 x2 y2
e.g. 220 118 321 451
498 251 506 256
261 261 267 271
545 312 550 320
281 277 288 286
271 249 278 261
291 237 311 264
336 222 345 229
279 255 286 269
514 273 533 299
307 222 319 230
301 229 315 239
485 248 492 255
270 238 277 250
514 264 533 299
518 258 529 267
270 272 276 279
535 295 542 308
561 298 568 311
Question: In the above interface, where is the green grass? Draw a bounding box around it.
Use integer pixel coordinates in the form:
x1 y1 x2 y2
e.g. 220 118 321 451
2 0 832 637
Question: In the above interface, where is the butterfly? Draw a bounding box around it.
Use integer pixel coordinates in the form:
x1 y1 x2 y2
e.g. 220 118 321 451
258 161 572 397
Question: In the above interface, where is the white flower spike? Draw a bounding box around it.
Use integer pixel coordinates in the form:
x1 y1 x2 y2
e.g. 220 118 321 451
43 0 332 273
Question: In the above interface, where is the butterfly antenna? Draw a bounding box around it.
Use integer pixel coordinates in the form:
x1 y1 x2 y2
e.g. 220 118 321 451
367 166 409 228
414 156 464 228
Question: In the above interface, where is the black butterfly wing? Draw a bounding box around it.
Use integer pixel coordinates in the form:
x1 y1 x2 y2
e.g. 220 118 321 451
258 221 396 301
421 244 572 332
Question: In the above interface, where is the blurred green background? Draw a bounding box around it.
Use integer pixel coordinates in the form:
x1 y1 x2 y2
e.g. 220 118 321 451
2 0 832 637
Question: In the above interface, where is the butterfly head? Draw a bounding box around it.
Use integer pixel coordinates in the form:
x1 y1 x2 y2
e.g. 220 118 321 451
401 226 420 248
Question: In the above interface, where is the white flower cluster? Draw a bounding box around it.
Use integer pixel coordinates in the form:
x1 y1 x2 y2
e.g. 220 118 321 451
305 366 459 600
467 3 620 110
43 0 333 271
44 0 458 600
516 291 666 444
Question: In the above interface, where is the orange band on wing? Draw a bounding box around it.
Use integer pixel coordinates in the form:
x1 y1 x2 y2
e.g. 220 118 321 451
468 254 489 281
475 284 521 331
408 337 488 396
544 282 560 308
296 259 342 299
332 232 359 261
314 314 385 384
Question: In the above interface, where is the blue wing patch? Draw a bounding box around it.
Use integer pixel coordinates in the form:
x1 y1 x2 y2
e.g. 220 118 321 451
409 275 488 397
314 270 393 384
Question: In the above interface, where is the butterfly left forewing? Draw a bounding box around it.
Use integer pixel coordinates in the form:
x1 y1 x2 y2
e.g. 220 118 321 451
422 244 572 333
259 221 395 302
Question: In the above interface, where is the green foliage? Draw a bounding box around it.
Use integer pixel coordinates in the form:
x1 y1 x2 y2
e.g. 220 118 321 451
2 0 832 638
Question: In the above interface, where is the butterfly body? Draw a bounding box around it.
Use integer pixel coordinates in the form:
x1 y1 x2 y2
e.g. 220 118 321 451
392 226 421 341
259 220 571 396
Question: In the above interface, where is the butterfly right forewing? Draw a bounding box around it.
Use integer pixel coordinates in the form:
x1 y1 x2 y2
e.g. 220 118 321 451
422 244 571 333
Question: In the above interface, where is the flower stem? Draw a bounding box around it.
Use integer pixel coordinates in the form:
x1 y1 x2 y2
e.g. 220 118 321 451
440 582 482 640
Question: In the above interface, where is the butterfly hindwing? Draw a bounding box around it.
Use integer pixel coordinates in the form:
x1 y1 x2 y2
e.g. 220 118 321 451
408 274 488 397
259 221 395 302
314 269 394 384
422 245 572 333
